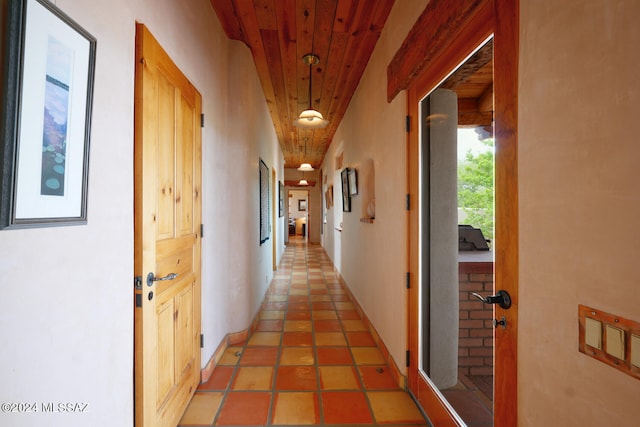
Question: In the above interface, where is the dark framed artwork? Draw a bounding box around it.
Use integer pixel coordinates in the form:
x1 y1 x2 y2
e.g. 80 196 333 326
278 181 284 217
348 168 358 195
298 199 307 211
1 0 96 229
341 168 351 212
259 158 270 244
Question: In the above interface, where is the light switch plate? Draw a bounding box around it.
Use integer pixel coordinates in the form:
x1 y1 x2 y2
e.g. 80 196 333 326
578 305 640 381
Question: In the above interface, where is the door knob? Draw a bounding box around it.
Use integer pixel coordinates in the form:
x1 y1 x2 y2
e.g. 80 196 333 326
470 290 512 309
146 272 178 287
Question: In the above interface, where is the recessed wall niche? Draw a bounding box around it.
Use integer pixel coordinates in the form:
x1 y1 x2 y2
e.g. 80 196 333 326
360 158 375 223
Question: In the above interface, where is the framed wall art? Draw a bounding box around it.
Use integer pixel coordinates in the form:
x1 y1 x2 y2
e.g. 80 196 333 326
341 168 351 212
278 181 284 217
1 0 96 229
259 158 270 244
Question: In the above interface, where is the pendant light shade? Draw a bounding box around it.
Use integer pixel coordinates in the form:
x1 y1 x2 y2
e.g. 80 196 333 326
298 179 309 186
294 110 329 129
297 163 314 172
293 54 329 129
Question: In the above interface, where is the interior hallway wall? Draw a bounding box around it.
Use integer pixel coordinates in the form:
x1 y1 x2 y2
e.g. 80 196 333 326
518 0 640 425
0 1 283 426
321 0 428 374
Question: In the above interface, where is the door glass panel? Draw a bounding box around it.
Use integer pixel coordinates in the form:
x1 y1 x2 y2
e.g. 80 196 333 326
418 37 495 427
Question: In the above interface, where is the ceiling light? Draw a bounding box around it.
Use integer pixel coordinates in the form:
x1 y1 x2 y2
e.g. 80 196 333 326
298 179 309 186
293 54 329 129
297 163 314 172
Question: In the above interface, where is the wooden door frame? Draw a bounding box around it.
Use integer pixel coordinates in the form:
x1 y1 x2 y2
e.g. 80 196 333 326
402 1 518 426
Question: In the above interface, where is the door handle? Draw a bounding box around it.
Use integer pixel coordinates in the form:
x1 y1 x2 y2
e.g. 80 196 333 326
146 272 178 287
470 290 512 309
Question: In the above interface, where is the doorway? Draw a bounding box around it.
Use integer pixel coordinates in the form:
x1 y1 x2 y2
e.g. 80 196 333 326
289 189 309 241
133 24 203 427
405 2 519 426
417 38 496 424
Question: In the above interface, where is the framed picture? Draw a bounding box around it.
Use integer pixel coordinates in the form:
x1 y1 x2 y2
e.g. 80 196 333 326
259 159 269 244
348 168 358 195
278 181 284 217
1 0 96 229
341 168 351 212
298 199 307 211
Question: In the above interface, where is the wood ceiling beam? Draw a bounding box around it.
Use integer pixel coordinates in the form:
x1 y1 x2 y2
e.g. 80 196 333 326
478 82 494 112
209 1 245 41
387 0 491 102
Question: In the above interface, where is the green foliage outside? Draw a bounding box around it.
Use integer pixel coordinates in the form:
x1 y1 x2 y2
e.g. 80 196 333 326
458 138 494 242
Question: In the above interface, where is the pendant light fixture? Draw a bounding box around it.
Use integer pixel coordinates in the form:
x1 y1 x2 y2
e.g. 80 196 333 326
298 169 309 186
298 137 314 172
293 54 329 129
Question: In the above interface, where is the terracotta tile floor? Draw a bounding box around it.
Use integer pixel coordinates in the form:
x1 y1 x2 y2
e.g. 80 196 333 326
178 238 428 426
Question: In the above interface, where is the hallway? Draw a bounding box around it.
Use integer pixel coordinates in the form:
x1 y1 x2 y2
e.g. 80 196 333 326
178 237 428 426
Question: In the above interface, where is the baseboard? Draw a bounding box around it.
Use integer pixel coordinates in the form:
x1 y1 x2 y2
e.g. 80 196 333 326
200 252 407 389
200 294 265 383
333 269 407 389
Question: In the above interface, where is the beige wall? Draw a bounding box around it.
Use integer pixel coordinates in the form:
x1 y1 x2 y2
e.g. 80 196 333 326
321 0 428 373
518 0 640 425
324 0 640 424
0 1 283 426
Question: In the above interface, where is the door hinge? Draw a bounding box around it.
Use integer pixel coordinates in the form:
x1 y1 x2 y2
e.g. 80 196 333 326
200 334 204 348
200 113 204 128
406 350 410 367
406 194 410 211
406 272 410 289
405 115 411 133
200 223 204 238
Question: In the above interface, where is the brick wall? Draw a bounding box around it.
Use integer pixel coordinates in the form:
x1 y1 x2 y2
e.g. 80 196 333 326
458 261 494 376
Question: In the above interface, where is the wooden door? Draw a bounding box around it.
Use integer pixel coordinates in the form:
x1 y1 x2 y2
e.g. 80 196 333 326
405 1 518 426
134 24 202 427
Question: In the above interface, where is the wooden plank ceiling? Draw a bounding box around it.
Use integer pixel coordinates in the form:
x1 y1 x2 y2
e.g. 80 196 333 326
210 0 396 169
209 1 494 169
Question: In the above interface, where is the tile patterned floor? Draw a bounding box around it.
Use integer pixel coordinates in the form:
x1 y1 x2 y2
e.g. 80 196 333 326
178 238 428 426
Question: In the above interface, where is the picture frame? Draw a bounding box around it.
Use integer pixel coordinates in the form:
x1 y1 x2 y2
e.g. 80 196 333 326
278 181 284 217
1 0 96 229
298 199 307 211
341 168 351 212
348 168 358 195
259 158 269 244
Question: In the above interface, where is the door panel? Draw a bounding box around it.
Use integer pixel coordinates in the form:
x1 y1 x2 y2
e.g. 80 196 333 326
405 1 518 426
134 23 202 427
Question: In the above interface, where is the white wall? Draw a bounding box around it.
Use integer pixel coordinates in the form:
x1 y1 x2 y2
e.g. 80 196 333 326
0 1 283 426
320 1 427 373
